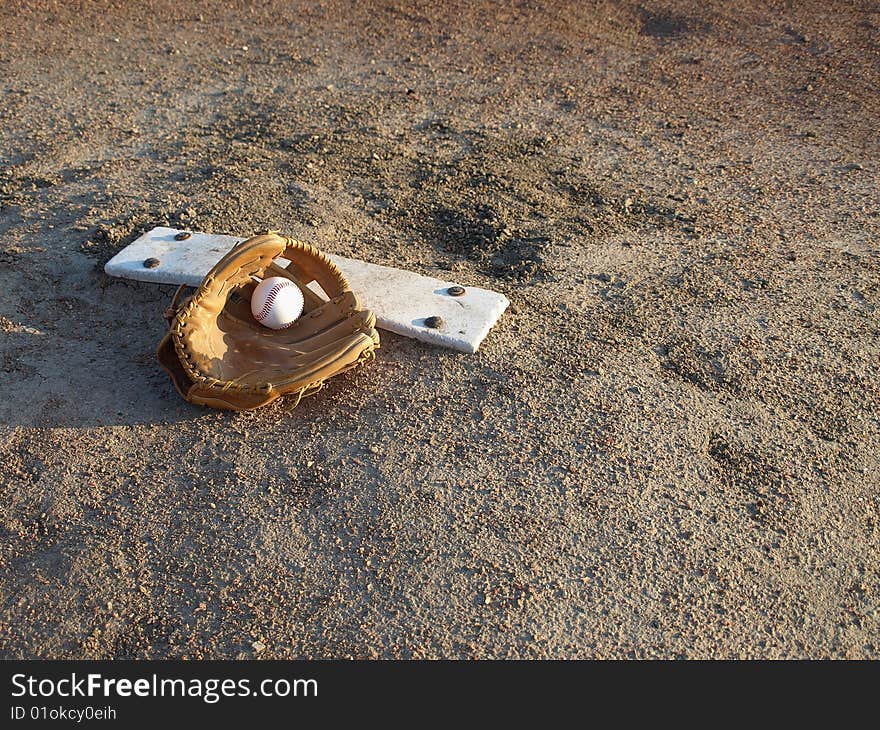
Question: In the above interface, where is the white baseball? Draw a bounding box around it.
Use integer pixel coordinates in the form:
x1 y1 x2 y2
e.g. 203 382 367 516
250 277 304 329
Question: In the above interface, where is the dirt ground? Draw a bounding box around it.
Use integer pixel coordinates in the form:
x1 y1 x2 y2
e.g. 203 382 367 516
0 0 877 659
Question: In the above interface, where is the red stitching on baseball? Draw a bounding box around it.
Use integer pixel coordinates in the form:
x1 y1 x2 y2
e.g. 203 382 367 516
255 281 295 322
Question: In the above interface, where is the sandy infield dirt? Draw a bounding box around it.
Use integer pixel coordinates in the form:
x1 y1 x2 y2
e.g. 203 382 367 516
0 1 877 659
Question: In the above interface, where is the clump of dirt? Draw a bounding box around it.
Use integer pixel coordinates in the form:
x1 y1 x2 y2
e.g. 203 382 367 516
656 336 750 395
640 9 712 39
707 435 794 531
429 205 548 281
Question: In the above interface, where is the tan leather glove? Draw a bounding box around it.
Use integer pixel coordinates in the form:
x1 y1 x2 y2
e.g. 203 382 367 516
157 232 379 410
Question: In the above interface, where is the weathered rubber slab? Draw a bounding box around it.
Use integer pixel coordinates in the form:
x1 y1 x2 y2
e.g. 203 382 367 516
104 227 509 354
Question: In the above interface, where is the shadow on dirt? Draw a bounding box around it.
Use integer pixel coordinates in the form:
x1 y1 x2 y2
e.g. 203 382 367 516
0 267 205 429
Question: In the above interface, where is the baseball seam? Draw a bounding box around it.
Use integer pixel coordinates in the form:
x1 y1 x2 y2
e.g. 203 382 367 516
255 281 298 323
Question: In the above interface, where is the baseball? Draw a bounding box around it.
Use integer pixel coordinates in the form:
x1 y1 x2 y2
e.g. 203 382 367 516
250 276 304 329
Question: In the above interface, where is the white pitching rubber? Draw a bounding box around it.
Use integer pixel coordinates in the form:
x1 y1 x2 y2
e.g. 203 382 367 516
104 227 509 354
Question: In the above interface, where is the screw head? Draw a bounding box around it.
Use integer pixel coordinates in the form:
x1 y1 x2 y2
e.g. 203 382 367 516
424 316 444 329
447 285 466 297
175 231 192 241
143 257 161 269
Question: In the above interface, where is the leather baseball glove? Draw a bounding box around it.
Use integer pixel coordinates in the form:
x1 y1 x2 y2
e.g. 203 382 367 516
157 232 380 410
